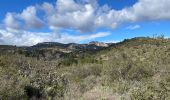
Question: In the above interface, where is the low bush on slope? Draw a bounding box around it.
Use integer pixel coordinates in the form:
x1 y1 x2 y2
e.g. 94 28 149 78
0 37 170 99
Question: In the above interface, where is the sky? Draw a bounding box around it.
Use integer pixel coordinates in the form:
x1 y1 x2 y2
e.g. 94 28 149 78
0 0 170 46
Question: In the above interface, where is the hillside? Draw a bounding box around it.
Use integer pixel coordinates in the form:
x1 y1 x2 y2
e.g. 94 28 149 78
0 37 170 100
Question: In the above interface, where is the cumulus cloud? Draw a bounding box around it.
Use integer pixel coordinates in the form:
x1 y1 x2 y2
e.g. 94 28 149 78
4 13 21 30
42 0 119 32
41 2 55 15
44 0 96 32
114 0 170 22
0 28 110 46
20 6 44 29
56 0 80 13
42 0 170 32
131 0 170 21
0 29 51 46
3 6 44 30
4 0 170 32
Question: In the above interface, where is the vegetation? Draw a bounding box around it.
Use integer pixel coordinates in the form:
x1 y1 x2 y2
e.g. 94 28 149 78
0 37 170 99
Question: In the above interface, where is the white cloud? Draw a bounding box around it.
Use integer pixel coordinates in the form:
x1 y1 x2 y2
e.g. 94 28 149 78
0 28 110 46
42 0 118 32
3 0 170 32
42 0 120 32
42 0 170 32
113 0 170 22
132 0 170 21
3 6 44 30
45 1 96 32
41 2 55 15
4 13 21 30
20 6 44 29
0 29 52 46
56 0 80 13
126 25 141 30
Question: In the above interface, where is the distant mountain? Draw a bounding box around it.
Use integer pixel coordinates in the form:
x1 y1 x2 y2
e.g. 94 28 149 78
32 42 66 48
0 41 113 60
89 41 109 47
32 41 112 51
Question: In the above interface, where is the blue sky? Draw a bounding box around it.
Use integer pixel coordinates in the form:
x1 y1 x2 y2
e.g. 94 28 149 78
0 0 170 46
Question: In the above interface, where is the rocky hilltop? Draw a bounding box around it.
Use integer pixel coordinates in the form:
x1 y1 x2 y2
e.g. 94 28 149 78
32 41 111 50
